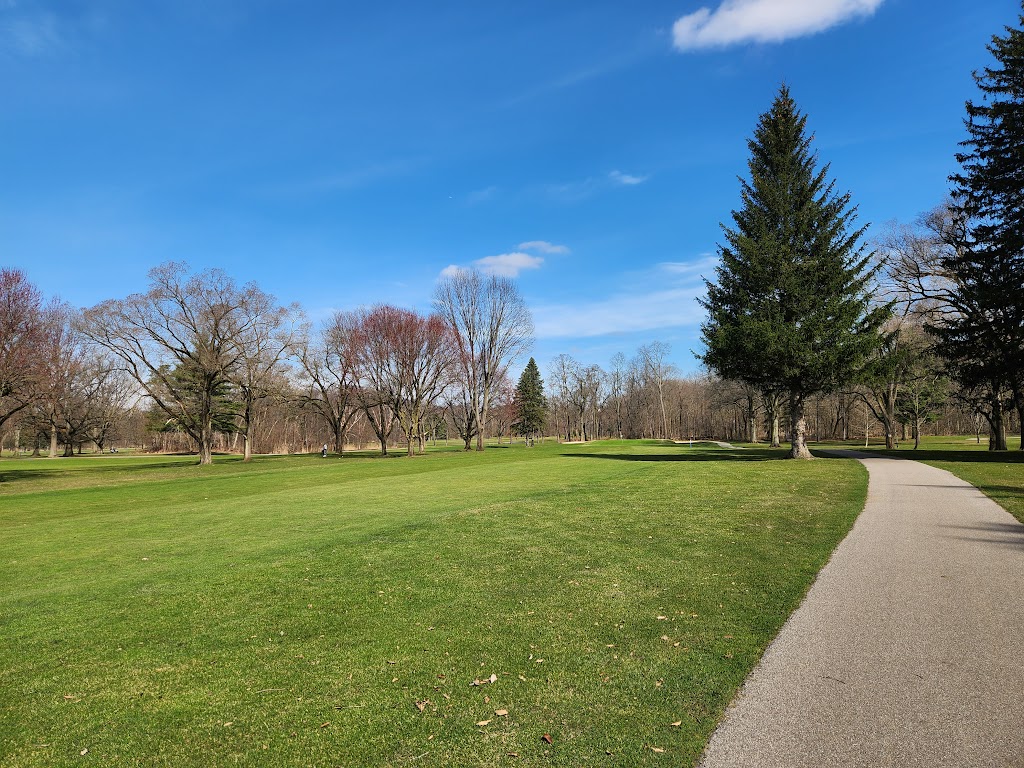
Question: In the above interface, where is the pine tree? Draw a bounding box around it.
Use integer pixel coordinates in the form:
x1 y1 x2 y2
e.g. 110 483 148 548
941 4 1024 449
512 358 546 441
700 86 889 459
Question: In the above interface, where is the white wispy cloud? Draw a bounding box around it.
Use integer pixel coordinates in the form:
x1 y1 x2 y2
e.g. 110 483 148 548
2 10 63 56
474 252 544 277
672 0 884 51
609 170 649 186
518 240 570 255
544 171 649 203
440 264 465 279
532 257 718 339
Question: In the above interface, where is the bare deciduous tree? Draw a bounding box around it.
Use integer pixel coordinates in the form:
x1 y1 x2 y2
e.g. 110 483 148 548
433 269 533 451
80 262 272 465
233 297 302 461
293 311 362 455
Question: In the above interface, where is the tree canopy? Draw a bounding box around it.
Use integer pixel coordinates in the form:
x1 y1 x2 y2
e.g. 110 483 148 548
700 86 889 458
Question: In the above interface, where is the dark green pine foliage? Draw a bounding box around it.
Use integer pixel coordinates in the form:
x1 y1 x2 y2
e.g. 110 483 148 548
700 86 889 458
943 4 1024 449
512 358 546 440
146 361 239 437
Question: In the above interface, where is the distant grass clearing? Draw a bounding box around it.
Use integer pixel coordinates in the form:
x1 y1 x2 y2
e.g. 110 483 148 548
1 441 867 767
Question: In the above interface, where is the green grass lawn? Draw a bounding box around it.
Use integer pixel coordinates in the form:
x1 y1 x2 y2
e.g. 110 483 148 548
1 441 867 767
822 435 1024 524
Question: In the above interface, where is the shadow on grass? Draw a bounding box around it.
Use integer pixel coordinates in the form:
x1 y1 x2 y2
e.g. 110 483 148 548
561 447 783 462
837 448 1024 464
0 458 197 485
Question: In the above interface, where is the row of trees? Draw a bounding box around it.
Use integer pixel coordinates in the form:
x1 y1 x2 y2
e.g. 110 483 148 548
0 262 533 464
699 5 1024 456
530 339 999 448
0 255 1004 460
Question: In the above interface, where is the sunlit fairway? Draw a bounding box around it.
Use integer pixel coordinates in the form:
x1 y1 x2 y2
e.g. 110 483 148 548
1 441 867 767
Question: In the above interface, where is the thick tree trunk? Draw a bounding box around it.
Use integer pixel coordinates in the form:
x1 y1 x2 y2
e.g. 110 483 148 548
475 409 485 451
49 424 58 458
747 392 758 443
788 392 813 460
199 418 214 465
913 419 921 450
243 433 252 462
988 396 1008 451
1015 389 1024 451
334 423 345 456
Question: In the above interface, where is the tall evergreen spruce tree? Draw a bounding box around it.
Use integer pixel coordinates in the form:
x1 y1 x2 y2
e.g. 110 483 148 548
700 87 889 459
512 358 546 441
943 4 1024 450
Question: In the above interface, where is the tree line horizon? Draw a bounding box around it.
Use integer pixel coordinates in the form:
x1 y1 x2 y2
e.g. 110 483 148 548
1 6 1021 462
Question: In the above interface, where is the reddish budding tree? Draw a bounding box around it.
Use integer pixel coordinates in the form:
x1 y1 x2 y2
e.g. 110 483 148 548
0 269 47 438
353 305 456 457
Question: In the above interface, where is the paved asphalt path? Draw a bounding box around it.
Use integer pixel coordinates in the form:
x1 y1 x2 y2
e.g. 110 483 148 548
699 451 1024 768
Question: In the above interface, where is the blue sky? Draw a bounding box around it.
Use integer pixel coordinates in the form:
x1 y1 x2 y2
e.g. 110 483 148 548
2 0 1019 376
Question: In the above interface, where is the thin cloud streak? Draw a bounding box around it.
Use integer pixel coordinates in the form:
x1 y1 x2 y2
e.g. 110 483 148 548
519 240 570 255
533 257 717 339
673 0 884 50
609 170 649 186
2 11 63 56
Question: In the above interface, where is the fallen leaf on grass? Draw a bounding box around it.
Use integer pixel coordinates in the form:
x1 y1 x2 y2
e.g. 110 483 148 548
223 722 233 727
415 700 428 712
507 752 519 758
320 722 330 728
542 733 553 744
671 721 682 727
495 709 508 716
80 749 88 756
656 615 668 620
651 746 665 753
476 720 491 726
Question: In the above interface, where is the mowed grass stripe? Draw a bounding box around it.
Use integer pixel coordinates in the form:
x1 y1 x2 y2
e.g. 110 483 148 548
1 441 866 767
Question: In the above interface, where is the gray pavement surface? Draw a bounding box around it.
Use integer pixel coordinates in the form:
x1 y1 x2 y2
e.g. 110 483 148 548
699 452 1024 768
